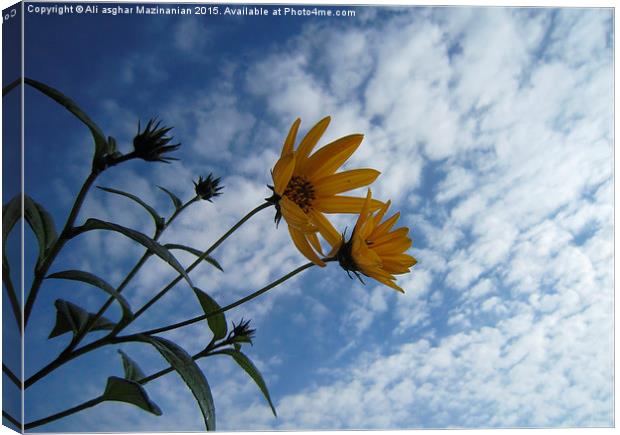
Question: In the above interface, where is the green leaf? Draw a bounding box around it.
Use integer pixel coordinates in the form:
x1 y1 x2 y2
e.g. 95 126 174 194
193 287 227 341
24 195 57 269
77 218 193 288
97 186 165 231
139 335 215 430
49 299 115 339
118 350 146 382
102 376 162 415
164 244 223 271
46 270 133 326
217 349 277 417
24 78 108 160
2 195 21 273
157 186 183 210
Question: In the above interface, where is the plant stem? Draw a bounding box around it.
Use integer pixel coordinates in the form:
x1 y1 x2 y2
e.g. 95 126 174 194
24 396 104 430
66 196 199 353
2 363 21 388
138 260 316 336
24 201 270 388
24 337 233 430
2 271 22 333
131 201 271 320
24 170 100 327
2 410 21 430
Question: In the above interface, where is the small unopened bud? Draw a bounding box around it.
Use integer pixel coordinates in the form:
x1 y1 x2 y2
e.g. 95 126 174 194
133 118 180 163
194 174 223 202
229 318 256 345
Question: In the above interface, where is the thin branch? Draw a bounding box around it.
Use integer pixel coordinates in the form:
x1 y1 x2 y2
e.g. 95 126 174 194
24 170 100 327
138 260 316 336
132 201 271 320
2 410 21 430
24 396 103 430
3 363 21 388
2 269 22 333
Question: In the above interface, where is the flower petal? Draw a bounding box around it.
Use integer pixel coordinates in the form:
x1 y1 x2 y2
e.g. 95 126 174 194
314 195 384 214
307 231 324 256
382 256 417 275
296 116 330 163
352 235 382 271
370 227 410 246
373 212 401 236
314 169 381 197
308 209 342 249
288 225 325 267
373 200 392 228
372 237 412 255
367 272 405 293
281 118 301 157
281 197 316 231
299 134 364 179
353 189 373 235
272 153 296 195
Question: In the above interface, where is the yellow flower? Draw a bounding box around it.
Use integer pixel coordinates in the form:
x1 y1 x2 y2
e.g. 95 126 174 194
335 189 416 293
270 116 383 266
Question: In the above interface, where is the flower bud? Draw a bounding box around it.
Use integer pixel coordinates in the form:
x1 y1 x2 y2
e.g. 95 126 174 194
194 174 223 202
133 118 180 163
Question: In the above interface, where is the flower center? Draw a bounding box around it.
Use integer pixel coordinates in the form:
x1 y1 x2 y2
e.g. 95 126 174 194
284 175 315 212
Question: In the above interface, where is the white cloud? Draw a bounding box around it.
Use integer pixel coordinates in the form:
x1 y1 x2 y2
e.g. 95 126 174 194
32 6 612 432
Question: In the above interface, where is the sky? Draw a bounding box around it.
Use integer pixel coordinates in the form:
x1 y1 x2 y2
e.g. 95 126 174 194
1 1 614 432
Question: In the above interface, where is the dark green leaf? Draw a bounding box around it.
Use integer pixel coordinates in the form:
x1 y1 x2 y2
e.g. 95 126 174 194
157 186 183 210
77 218 193 288
2 195 21 275
165 244 223 272
24 195 57 269
102 376 162 415
217 349 276 417
138 335 215 430
46 270 133 326
118 350 146 382
193 287 227 340
49 299 114 339
24 78 108 160
97 186 165 231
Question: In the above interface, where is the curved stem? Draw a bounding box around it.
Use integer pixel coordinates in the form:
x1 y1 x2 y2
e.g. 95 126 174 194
2 364 21 388
132 201 271 320
24 396 104 430
3 270 22 333
2 410 21 430
24 336 233 430
139 260 316 337
24 170 100 327
2 77 21 97
25 201 270 388
66 196 200 353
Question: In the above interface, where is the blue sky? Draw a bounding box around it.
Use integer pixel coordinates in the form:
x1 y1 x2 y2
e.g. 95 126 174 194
2 2 614 432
